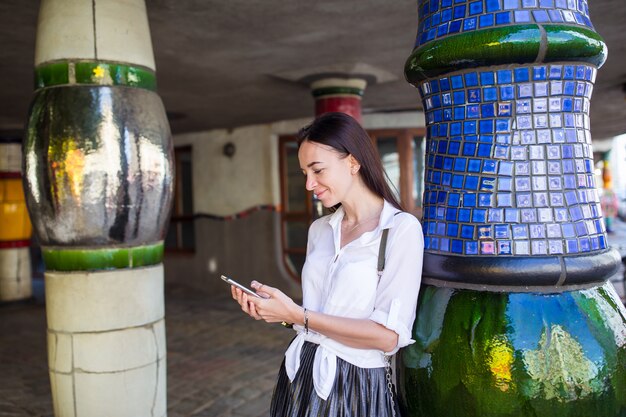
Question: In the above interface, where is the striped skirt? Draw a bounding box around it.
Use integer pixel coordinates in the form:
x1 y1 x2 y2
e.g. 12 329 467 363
270 341 400 417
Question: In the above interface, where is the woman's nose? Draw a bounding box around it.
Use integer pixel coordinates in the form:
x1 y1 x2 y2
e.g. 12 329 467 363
305 176 316 191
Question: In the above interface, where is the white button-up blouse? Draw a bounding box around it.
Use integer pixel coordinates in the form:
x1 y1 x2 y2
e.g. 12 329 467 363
284 200 424 400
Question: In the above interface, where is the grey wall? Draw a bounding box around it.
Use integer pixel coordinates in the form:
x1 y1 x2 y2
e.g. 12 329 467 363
164 210 301 298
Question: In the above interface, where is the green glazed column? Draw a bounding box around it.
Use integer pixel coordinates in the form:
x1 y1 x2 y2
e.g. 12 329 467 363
24 1 172 416
402 0 626 416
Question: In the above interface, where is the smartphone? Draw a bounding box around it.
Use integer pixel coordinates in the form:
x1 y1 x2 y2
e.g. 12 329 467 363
220 275 263 298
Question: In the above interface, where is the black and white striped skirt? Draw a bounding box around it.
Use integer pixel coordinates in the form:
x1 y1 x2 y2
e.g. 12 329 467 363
270 341 400 417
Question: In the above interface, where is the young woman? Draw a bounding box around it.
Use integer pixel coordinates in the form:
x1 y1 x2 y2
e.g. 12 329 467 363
232 112 423 417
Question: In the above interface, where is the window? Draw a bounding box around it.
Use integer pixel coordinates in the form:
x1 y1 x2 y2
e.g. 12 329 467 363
369 129 426 215
278 128 425 280
278 137 309 281
165 146 195 252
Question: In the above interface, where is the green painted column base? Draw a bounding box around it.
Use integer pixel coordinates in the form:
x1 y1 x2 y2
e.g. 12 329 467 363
399 282 626 417
42 242 164 271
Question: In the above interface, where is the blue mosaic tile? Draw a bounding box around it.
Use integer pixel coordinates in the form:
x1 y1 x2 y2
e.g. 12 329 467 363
466 241 479 254
454 5 466 18
483 160 497 173
451 239 463 254
447 223 460 237
449 20 462 32
500 85 514 100
465 176 479 190
420 63 604 256
479 13 495 27
478 193 493 207
483 87 498 101
494 224 510 238
505 208 519 223
468 158 482 172
461 224 475 238
414 0 592 47
488 208 503 222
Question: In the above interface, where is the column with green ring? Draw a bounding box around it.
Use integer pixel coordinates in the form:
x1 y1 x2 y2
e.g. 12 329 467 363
401 0 625 416
23 1 173 416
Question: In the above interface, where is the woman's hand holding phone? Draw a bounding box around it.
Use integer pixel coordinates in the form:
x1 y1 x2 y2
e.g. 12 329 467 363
229 278 301 327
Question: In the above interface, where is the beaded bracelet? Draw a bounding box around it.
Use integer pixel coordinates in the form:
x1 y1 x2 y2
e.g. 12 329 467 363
304 307 309 334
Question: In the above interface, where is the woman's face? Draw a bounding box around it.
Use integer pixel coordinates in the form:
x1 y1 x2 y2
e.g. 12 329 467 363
298 140 358 208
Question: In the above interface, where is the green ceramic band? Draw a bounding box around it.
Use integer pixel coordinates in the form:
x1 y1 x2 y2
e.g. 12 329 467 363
43 242 164 271
35 61 157 91
311 86 364 98
405 24 607 83
543 25 607 65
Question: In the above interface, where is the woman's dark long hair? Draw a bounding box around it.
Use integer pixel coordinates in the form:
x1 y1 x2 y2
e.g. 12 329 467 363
297 112 404 211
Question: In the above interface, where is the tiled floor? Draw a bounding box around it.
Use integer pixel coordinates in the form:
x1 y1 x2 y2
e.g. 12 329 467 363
0 283 293 417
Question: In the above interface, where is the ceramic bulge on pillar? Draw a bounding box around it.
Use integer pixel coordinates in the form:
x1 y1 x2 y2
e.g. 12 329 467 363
311 78 367 122
401 0 626 416
24 0 172 416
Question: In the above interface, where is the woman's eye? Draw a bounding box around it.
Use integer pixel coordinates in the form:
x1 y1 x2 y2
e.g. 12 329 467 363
313 170 322 174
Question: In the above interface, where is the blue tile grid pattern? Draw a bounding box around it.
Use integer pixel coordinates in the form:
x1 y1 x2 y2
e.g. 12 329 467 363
420 63 607 256
415 0 592 47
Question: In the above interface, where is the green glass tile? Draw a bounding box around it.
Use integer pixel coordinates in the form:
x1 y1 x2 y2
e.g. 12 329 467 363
544 25 607 67
405 25 608 84
405 26 541 83
34 62 69 90
43 242 163 271
74 61 108 84
34 60 157 91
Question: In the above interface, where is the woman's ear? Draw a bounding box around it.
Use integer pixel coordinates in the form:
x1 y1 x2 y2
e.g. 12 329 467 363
348 155 361 175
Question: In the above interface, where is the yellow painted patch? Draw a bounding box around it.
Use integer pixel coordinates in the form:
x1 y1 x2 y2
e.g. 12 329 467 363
487 336 514 391
92 66 105 79
0 178 32 241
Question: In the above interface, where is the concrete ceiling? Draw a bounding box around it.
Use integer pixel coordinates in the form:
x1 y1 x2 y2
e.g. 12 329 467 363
1 0 625 142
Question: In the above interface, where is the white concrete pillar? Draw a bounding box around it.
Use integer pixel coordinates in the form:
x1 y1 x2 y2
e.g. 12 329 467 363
25 1 172 416
46 266 166 417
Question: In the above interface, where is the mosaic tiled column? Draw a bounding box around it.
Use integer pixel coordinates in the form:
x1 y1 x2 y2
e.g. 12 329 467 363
0 139 32 302
24 1 172 416
311 78 367 123
401 0 626 416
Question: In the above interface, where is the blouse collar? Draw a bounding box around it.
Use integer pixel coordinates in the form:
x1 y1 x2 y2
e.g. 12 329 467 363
327 199 401 238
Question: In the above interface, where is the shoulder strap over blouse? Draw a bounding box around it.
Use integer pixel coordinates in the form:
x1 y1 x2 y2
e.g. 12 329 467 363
377 212 401 279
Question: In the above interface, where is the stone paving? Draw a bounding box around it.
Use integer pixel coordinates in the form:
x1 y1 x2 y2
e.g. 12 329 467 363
0 283 293 417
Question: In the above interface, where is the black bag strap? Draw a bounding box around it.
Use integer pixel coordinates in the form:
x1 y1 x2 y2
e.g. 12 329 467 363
377 228 390 278
377 212 401 279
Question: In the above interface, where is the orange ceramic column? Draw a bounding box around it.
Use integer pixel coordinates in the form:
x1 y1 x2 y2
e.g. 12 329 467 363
0 139 32 302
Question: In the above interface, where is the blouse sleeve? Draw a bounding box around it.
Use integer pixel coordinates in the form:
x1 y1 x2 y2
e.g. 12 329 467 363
368 213 424 354
301 218 324 312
